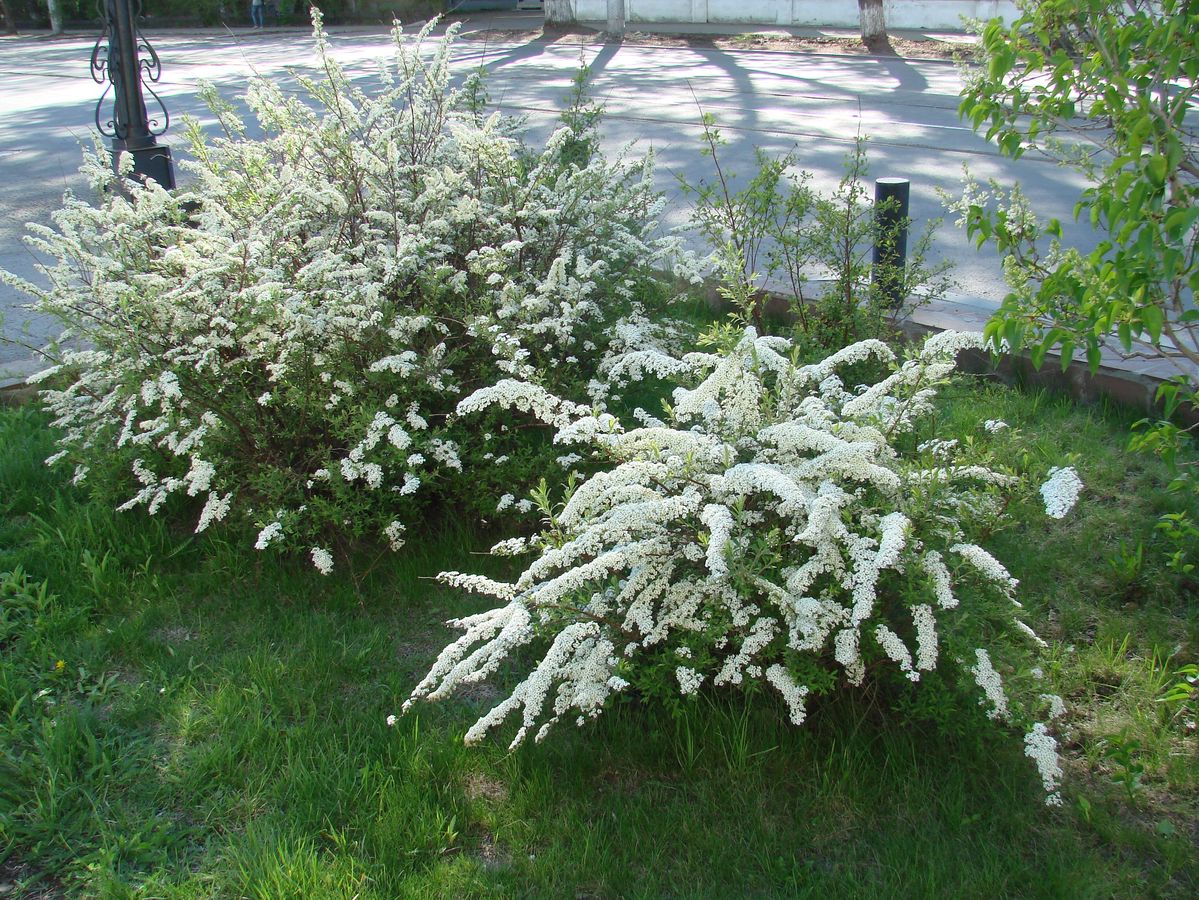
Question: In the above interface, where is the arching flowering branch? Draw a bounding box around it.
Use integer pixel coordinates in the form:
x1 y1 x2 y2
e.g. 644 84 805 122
407 328 1072 803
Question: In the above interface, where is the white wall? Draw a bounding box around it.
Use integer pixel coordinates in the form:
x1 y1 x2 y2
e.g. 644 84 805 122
569 0 1020 29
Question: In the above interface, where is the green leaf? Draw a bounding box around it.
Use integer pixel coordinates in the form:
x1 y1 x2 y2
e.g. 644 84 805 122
1003 318 1024 351
1000 132 1024 158
983 318 1001 345
1059 338 1075 372
1146 155 1168 187
1141 305 1164 343
1165 206 1199 240
1117 320 1133 350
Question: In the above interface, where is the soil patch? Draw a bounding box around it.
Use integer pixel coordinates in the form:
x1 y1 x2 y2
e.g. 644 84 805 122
464 771 510 803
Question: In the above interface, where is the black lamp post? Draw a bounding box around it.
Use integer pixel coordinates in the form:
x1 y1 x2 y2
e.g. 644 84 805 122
872 177 910 310
90 0 175 189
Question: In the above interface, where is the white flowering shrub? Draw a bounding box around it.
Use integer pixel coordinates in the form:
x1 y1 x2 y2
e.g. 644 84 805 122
4 15 684 568
407 328 1070 803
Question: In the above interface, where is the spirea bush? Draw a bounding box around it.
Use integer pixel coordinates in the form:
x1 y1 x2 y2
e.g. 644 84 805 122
407 327 1071 803
4 15 685 569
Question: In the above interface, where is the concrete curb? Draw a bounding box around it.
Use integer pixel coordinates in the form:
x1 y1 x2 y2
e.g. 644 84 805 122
898 318 1194 426
0 356 44 404
694 282 1195 424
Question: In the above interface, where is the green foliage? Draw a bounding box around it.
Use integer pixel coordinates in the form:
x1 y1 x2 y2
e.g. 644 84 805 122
556 58 605 170
962 0 1199 363
959 0 1199 571
1102 728 1147 802
807 139 953 351
682 120 952 355
1159 662 1198 729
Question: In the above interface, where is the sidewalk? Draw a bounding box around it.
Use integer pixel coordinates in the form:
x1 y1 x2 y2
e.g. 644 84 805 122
0 11 975 49
0 13 1170 415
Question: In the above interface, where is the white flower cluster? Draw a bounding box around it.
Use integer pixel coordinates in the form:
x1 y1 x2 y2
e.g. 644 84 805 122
1023 722 1063 806
676 666 705 695
8 15 679 572
1039 466 1083 519
970 648 1008 721
255 521 284 550
408 329 1051 775
310 547 334 576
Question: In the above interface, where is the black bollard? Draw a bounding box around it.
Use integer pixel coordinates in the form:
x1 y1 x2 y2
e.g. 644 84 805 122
91 0 175 189
872 177 910 309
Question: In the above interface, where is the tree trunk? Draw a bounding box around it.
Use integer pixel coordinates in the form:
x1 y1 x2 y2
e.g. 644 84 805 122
606 0 624 35
544 0 574 26
0 0 18 34
858 0 885 42
46 0 62 34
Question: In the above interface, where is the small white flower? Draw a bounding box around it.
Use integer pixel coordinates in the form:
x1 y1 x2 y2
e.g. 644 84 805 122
1040 466 1083 519
255 521 284 550
386 714 398 727
311 547 334 575
676 666 704 695
765 664 809 726
917 438 959 459
383 520 406 551
195 492 232 533
1040 693 1067 721
1014 619 1048 648
406 404 427 431
489 537 529 556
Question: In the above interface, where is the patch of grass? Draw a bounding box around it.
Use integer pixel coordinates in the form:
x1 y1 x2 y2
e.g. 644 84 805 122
0 377 1196 897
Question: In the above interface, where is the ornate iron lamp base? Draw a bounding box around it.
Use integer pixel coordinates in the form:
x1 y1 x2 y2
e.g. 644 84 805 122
112 143 175 190
92 0 175 189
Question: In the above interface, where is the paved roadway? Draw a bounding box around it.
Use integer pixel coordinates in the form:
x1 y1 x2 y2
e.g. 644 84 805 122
0 14 1095 373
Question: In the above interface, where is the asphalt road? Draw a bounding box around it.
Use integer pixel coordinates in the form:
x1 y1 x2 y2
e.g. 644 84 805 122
0 16 1094 372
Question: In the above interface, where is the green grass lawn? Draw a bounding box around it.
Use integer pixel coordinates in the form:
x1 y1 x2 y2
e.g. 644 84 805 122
1 375 1197 898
